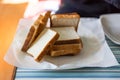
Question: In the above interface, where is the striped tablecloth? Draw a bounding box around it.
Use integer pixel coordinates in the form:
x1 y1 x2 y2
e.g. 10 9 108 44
15 37 120 79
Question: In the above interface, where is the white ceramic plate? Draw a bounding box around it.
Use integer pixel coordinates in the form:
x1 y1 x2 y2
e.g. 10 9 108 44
100 14 120 45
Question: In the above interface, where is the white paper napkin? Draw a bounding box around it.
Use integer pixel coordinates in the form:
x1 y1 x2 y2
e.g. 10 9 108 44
4 18 119 69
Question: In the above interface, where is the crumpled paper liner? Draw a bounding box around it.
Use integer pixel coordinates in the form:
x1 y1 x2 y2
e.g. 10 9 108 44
4 18 119 69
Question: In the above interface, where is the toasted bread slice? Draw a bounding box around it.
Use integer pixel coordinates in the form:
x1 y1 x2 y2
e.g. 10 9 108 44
27 28 59 62
52 43 83 50
50 49 81 57
50 40 83 57
49 26 83 57
50 13 80 30
21 11 51 52
51 27 81 45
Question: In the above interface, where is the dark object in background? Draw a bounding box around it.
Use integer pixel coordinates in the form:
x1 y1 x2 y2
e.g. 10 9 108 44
56 0 120 17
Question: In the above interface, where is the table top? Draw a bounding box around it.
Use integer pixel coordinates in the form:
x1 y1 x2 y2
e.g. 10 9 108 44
15 37 120 79
0 3 27 80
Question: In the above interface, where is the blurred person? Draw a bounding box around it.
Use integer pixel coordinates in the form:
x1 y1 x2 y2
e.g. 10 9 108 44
56 0 120 17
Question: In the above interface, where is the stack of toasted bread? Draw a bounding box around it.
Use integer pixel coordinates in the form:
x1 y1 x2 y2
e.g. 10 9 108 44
21 11 83 62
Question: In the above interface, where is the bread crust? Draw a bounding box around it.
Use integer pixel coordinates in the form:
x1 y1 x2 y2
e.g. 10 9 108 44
52 43 82 50
50 49 81 57
54 38 81 45
21 26 35 52
51 12 80 18
42 11 51 24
